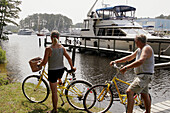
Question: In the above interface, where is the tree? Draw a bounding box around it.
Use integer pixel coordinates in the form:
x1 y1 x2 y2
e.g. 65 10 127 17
156 14 170 19
0 0 21 39
19 13 73 33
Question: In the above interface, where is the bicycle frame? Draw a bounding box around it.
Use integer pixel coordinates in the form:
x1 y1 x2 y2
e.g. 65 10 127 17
35 66 83 102
111 76 142 106
98 70 143 107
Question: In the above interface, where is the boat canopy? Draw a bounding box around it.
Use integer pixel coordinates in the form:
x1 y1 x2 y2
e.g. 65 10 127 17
96 5 136 20
143 25 154 28
96 5 136 12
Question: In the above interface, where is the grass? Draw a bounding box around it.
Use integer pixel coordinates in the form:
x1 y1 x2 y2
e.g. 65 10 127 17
0 63 86 113
0 82 86 113
0 73 9 85
0 66 111 113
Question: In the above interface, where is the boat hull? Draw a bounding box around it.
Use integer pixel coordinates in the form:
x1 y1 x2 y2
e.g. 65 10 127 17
37 33 45 36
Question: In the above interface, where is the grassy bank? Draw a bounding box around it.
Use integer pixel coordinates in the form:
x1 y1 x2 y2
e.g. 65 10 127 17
0 73 9 85
0 71 85 113
0 82 86 113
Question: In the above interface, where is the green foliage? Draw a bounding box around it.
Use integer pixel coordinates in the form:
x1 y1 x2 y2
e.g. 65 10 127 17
156 14 170 19
0 73 9 86
74 23 84 28
4 25 19 33
0 46 6 63
0 0 22 39
19 13 74 33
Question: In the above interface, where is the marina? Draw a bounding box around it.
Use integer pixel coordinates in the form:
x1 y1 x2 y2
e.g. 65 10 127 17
44 34 170 68
43 0 170 69
77 0 170 57
1 0 170 112
1 34 170 113
133 100 170 113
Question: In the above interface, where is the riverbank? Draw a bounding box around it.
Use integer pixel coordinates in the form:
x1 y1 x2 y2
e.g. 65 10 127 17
0 82 86 113
0 74 85 113
0 73 9 85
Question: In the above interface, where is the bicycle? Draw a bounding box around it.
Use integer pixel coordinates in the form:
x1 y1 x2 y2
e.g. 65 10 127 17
83 63 151 113
22 65 92 110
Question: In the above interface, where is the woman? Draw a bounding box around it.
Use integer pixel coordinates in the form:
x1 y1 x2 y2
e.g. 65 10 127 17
39 30 76 113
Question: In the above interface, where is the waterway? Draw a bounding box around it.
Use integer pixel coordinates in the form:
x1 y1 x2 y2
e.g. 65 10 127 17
0 34 170 113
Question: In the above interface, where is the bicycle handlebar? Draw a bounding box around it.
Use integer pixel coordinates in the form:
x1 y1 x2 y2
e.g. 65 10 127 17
64 67 76 80
64 67 76 73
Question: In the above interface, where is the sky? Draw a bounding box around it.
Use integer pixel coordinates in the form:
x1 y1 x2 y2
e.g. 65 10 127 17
17 0 170 24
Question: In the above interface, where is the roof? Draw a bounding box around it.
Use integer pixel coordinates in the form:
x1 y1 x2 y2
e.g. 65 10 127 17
96 5 136 12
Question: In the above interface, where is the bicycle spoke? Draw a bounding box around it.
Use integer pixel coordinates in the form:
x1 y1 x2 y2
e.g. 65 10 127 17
84 85 113 113
66 80 92 110
22 75 49 103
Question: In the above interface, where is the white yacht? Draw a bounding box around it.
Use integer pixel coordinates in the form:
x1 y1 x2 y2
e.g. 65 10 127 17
37 27 50 36
18 29 33 35
80 0 170 56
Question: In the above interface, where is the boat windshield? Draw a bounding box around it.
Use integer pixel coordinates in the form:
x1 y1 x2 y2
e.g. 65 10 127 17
121 28 147 35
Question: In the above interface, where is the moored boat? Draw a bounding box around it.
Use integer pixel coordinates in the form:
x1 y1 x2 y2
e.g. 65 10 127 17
18 29 33 35
36 27 50 36
80 0 170 56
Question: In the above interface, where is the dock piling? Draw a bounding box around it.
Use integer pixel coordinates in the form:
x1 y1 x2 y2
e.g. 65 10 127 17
72 47 76 66
39 38 41 46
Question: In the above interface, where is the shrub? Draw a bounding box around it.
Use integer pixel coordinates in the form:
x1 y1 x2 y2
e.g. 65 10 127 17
0 46 6 63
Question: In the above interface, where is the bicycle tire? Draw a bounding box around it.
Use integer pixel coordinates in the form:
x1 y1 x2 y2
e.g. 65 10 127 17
83 84 113 113
22 75 50 103
65 80 93 110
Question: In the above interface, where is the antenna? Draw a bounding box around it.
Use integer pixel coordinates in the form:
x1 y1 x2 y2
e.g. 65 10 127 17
102 0 110 7
126 0 128 4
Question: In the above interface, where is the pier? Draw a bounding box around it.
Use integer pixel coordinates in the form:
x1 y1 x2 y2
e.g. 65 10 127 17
43 34 170 69
133 100 170 113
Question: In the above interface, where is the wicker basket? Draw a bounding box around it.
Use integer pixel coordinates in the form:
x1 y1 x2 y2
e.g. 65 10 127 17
29 57 42 72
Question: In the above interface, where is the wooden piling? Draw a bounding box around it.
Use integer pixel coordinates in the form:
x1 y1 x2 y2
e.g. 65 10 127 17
39 38 41 46
72 47 76 66
44 38 47 47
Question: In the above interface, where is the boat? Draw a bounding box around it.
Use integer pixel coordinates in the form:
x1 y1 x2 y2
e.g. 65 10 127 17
36 27 50 36
3 30 13 35
18 29 33 35
80 0 170 56
143 25 155 35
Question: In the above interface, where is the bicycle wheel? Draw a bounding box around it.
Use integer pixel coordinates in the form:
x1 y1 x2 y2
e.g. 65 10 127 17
65 80 93 110
22 75 50 103
83 85 113 113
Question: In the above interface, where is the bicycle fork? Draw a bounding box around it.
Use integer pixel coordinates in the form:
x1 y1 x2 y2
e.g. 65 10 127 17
97 84 111 102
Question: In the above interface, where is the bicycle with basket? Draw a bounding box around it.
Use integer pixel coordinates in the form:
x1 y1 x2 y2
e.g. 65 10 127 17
22 57 92 110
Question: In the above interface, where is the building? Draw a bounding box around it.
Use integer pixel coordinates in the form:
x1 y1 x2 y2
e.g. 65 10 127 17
136 18 170 34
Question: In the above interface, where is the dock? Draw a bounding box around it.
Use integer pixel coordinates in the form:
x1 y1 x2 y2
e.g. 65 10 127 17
43 34 170 68
133 100 170 113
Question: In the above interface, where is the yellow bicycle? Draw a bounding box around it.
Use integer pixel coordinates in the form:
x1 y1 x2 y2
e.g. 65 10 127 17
22 66 92 110
83 64 149 113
